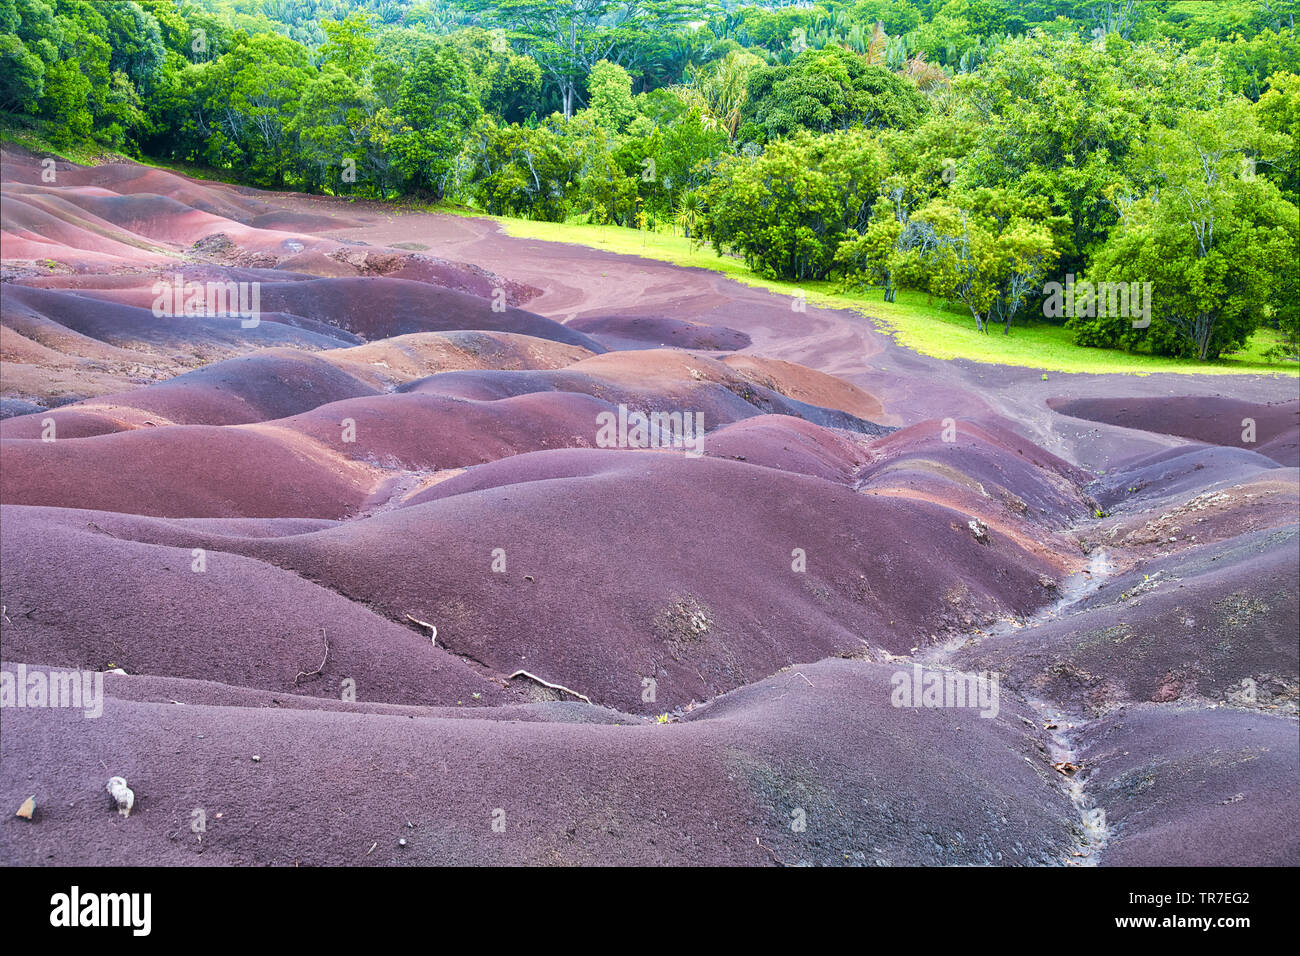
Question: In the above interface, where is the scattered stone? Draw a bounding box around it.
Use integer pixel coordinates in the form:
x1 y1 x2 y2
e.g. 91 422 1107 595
106 777 134 818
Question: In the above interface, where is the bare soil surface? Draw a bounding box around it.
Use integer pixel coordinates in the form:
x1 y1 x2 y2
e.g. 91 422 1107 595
2 148 1295 866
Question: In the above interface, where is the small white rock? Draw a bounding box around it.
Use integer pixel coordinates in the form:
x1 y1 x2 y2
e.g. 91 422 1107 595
105 777 134 818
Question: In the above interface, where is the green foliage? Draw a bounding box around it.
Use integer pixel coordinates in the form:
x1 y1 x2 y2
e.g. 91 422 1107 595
320 10 377 80
699 128 885 281
203 32 310 184
624 88 728 223
587 59 636 132
900 186 1061 334
2 0 1294 366
391 44 481 197
464 113 578 220
1071 100 1298 360
739 45 928 143
1256 71 1300 200
954 30 1221 277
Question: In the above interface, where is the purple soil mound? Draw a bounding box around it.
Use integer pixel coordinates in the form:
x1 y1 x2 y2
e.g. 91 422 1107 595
0 189 173 268
0 407 149 439
400 362 890 437
208 448 1062 712
248 211 362 233
25 188 229 244
4 149 1297 868
0 658 1078 865
0 397 44 419
1050 396 1300 467
704 415 870 482
858 418 1094 528
0 506 508 707
0 426 372 518
269 390 614 470
1093 470 1300 558
28 273 601 351
1088 445 1286 512
1077 705 1300 866
318 330 592 388
232 276 601 349
1 350 379 435
567 314 751 351
953 527 1299 714
3 284 357 354
384 254 540 306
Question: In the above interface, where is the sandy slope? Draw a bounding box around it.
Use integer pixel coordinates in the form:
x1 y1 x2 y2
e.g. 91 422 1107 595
1 147 1296 866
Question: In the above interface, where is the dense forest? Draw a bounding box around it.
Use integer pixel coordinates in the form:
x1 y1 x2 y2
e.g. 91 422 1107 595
2 0 1297 361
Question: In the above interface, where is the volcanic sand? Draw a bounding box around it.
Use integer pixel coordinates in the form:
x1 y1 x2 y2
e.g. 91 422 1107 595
1 147 1296 866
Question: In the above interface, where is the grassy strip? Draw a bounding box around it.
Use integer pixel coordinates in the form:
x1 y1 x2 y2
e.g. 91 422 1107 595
480 215 1297 378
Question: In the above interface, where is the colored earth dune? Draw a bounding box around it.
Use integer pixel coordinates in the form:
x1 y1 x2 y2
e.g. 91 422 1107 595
1 148 1296 866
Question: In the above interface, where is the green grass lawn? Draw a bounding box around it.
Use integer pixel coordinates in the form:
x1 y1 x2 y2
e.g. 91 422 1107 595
480 215 1298 378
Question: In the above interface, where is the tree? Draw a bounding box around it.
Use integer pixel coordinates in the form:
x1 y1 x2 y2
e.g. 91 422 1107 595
956 31 1222 278
464 114 581 220
739 46 928 144
834 197 904 301
0 32 45 112
902 188 1060 334
443 28 544 123
1073 100 1298 359
205 33 311 186
587 59 637 132
320 10 376 82
291 66 384 195
100 1 165 96
1256 70 1300 200
0 0 59 114
699 129 886 281
391 46 482 199
623 87 728 223
467 1 693 118
682 49 762 141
